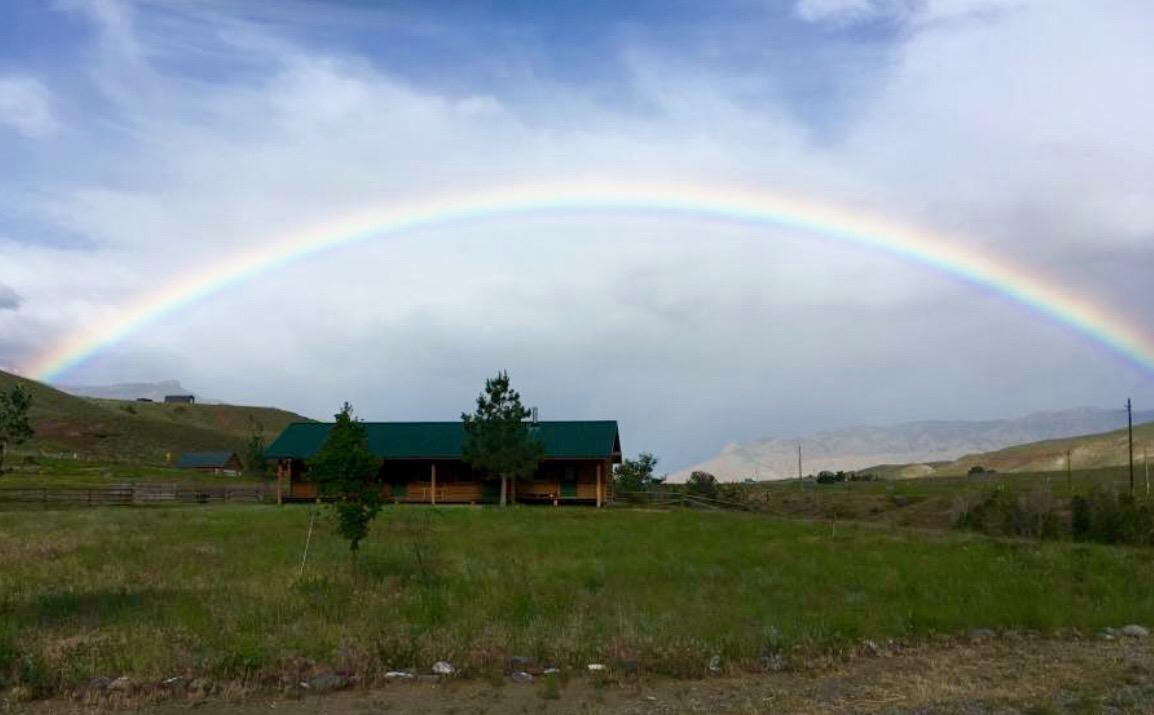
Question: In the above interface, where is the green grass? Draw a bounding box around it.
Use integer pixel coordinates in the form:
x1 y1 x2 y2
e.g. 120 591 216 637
4 505 1154 695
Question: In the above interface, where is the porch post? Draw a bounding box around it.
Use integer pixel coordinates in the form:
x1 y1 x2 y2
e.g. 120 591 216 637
276 460 284 505
431 463 437 505
596 463 603 508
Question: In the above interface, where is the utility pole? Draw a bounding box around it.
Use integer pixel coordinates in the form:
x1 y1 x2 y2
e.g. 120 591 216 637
1128 398 1135 496
797 442 803 489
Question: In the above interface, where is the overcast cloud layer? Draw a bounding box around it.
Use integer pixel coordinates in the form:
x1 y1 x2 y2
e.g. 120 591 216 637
0 0 1152 470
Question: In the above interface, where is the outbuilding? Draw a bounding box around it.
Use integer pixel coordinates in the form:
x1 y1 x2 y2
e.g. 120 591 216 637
175 451 243 476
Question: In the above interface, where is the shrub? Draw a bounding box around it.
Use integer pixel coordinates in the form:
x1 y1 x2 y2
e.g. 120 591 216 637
955 487 1064 539
686 471 719 500
1075 488 1154 546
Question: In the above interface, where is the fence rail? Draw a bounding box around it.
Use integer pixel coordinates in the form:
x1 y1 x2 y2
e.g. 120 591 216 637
0 484 274 507
614 489 752 511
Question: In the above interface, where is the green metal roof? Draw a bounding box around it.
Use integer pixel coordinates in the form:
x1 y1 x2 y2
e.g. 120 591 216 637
265 421 622 461
175 451 239 469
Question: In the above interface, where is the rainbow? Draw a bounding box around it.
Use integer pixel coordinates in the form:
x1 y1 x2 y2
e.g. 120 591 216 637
24 180 1154 381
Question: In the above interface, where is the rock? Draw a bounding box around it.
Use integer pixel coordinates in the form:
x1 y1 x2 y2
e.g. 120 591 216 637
707 655 722 674
1099 627 1118 639
543 667 561 675
432 661 455 675
108 676 134 693
1122 624 1150 638
161 676 190 691
510 671 534 684
643 695 658 702
968 628 996 642
508 655 533 671
87 676 112 692
306 672 349 693
384 671 415 680
587 663 607 672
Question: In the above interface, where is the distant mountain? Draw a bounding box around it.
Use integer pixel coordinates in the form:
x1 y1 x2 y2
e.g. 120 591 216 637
0 369 310 465
58 379 217 403
672 407 1154 482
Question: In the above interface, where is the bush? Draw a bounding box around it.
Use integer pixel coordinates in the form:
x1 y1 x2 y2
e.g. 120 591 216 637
1074 488 1154 546
955 487 1063 539
686 471 719 500
959 486 1154 546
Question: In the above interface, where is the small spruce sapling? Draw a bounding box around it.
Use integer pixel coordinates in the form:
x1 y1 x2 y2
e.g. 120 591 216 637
310 403 381 569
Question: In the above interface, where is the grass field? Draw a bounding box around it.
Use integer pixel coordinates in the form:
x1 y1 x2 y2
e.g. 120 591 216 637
5 504 1154 698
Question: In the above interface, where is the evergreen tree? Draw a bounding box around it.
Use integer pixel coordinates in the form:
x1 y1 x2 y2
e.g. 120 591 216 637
244 416 268 477
0 384 33 475
461 371 544 506
310 403 381 566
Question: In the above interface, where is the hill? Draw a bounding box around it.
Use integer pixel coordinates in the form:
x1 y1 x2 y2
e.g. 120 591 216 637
868 419 1154 479
0 369 311 465
672 407 1154 482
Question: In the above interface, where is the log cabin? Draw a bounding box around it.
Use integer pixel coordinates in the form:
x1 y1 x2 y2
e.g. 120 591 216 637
265 420 622 506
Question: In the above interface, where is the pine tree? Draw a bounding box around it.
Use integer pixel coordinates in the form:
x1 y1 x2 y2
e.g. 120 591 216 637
0 385 33 475
461 371 544 506
310 403 381 567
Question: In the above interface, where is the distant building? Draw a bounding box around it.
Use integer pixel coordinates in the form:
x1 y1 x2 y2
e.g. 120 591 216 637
175 451 242 476
135 397 154 403
266 420 621 506
164 394 196 404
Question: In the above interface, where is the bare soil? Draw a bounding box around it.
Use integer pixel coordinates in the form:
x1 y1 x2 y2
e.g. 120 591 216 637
11 636 1154 714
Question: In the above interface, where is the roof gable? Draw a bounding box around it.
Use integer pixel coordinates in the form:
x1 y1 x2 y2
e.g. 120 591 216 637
265 421 621 461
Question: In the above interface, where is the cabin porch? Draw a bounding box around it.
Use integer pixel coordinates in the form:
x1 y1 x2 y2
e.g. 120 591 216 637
276 457 614 506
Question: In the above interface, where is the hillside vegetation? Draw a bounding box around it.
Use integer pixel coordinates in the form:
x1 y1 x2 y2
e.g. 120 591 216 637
867 420 1154 479
0 369 310 465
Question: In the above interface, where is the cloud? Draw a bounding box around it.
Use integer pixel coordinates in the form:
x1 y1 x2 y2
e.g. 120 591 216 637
0 75 60 138
794 0 891 24
1 0 1152 469
0 282 20 310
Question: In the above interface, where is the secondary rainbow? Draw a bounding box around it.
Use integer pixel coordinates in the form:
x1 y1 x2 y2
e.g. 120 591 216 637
24 180 1154 381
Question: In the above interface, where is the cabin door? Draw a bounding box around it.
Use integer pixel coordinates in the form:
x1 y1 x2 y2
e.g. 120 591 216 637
560 465 578 498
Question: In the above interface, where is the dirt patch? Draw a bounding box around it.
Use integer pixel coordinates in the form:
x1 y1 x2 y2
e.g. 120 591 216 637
11 636 1154 714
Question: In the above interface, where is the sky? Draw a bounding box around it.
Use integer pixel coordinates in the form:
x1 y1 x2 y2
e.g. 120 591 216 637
1 0 1152 472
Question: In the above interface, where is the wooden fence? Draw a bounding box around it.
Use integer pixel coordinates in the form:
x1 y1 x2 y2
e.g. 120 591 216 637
613 489 752 511
0 483 275 507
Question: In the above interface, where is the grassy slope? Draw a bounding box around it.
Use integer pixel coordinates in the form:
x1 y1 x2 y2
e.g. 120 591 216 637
4 506 1154 695
0 369 310 466
865 420 1154 479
